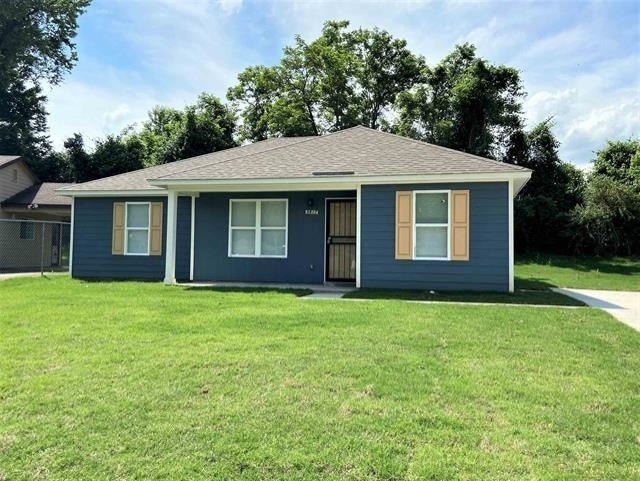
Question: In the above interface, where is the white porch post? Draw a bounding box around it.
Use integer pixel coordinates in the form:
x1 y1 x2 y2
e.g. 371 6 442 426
164 190 178 285
356 183 362 288
189 194 196 281
508 179 514 293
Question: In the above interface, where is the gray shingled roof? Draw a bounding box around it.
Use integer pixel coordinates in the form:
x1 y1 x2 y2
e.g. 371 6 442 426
60 137 311 192
60 127 530 193
2 183 73 207
0 155 23 169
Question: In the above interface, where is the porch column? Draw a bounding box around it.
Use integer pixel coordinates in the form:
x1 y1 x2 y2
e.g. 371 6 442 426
164 190 178 285
508 179 514 292
356 184 362 288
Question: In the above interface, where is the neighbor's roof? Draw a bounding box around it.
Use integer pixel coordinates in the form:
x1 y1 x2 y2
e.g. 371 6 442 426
60 126 530 193
2 183 73 207
0 155 23 170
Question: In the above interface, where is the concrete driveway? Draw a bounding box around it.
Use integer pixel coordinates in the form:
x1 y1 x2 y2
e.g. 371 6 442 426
554 288 640 332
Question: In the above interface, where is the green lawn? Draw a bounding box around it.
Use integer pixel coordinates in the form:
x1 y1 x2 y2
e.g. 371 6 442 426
1 277 639 480
516 254 640 291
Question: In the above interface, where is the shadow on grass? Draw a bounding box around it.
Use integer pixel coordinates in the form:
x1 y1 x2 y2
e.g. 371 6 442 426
182 285 313 297
517 254 640 276
343 288 586 306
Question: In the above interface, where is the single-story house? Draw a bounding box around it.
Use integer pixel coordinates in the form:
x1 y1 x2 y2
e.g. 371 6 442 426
58 126 531 291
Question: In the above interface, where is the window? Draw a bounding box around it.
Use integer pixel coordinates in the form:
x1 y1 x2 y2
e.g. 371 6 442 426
125 202 150 255
19 222 34 240
229 199 288 258
413 191 450 260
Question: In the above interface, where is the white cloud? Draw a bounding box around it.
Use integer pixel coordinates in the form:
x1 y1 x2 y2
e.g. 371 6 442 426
217 0 243 14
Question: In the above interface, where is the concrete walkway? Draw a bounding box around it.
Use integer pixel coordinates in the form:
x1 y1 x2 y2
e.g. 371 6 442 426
0 271 43 282
553 288 640 332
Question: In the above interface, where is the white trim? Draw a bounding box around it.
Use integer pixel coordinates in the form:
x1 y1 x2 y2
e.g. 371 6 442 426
57 172 531 197
123 202 151 256
355 185 361 288
508 179 514 292
323 196 357 284
189 195 196 281
412 190 451 261
164 191 178 284
149 171 531 188
69 197 74 277
227 198 288 258
56 189 168 197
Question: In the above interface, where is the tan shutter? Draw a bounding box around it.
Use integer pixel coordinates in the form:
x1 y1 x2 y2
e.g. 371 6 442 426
451 190 470 261
395 191 413 260
149 202 163 256
112 202 125 255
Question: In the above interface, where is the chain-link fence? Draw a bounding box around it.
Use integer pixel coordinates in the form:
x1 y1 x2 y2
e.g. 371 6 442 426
0 219 71 274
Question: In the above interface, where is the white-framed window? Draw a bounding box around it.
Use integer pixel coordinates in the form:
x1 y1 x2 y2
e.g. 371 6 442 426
228 199 288 258
19 222 34 240
413 190 450 260
125 202 150 255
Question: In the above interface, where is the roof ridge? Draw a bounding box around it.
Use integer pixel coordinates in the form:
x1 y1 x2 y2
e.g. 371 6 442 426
152 134 329 180
360 126 530 171
57 137 289 191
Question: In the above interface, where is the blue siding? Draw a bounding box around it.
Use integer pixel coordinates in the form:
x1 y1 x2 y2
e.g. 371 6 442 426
361 182 509 292
72 196 191 280
193 191 354 283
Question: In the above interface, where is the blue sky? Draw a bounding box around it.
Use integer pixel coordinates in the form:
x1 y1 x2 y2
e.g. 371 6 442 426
46 0 640 167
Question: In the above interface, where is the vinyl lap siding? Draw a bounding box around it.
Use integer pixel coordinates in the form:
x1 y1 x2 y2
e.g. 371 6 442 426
361 182 509 292
194 191 354 283
72 196 191 280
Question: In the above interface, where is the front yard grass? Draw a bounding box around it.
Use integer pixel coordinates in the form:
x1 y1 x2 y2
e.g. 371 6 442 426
516 254 640 291
1 276 639 480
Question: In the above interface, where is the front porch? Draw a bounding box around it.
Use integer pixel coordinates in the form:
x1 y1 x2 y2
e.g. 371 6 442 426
163 188 361 287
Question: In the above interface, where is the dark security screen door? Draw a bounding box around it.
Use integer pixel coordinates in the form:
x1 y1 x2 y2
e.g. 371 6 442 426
326 199 356 282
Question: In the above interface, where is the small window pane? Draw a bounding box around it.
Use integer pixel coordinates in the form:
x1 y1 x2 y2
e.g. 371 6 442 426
19 222 34 240
127 204 149 228
416 193 448 224
261 229 286 256
415 226 448 258
127 230 148 254
261 200 286 227
231 201 256 227
231 229 255 255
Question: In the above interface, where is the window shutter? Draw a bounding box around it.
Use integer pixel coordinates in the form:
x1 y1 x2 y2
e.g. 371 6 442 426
149 202 163 256
451 190 470 261
395 191 413 260
112 202 125 255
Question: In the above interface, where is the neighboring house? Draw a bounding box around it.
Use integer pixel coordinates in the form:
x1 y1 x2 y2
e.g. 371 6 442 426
0 156 72 221
0 155 73 271
58 127 532 291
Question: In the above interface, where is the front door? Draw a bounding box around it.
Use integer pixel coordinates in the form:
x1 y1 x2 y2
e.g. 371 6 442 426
326 199 356 282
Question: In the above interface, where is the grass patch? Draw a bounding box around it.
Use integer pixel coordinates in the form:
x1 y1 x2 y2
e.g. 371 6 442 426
516 254 640 291
1 276 639 480
343 288 585 306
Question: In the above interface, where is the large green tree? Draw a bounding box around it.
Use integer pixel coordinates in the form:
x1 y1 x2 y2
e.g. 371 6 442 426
507 120 585 253
395 43 524 158
592 139 640 189
228 20 424 141
0 0 90 161
138 93 237 165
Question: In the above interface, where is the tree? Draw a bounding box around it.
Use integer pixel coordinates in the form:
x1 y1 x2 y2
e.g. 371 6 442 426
508 120 585 253
90 131 146 180
592 139 640 188
138 93 237 165
63 132 90 182
227 20 424 141
569 176 640 256
395 43 524 158
0 0 91 162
